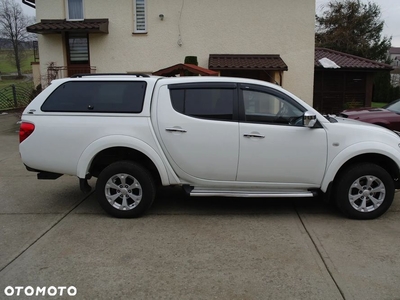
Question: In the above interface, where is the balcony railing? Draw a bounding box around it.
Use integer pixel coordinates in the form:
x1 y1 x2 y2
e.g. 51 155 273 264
47 65 96 84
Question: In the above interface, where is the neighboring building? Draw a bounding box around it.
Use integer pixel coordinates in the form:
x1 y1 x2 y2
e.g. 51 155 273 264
23 0 316 104
388 47 400 68
388 47 400 87
314 48 393 114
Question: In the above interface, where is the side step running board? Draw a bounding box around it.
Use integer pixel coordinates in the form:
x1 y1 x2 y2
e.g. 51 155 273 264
187 187 315 198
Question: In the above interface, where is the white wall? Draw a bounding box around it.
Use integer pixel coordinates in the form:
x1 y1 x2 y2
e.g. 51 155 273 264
36 0 315 103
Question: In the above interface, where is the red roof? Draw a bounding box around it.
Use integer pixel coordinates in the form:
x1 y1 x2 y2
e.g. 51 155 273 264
315 48 392 70
152 64 218 76
27 19 109 34
208 54 288 71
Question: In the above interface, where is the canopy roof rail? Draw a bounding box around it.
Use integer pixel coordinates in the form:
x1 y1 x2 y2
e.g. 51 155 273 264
70 73 150 78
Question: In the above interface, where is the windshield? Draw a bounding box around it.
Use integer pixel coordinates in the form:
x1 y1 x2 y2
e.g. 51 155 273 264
384 99 400 113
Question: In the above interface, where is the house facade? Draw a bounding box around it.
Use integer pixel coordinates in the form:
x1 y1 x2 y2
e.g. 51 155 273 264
25 0 316 104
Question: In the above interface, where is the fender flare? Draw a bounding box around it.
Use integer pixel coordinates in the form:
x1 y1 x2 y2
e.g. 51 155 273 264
321 142 400 192
76 135 170 185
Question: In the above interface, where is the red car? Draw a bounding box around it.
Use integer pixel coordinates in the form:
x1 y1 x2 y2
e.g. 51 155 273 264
339 99 400 131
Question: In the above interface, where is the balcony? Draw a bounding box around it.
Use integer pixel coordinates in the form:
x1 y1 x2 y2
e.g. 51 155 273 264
47 64 96 84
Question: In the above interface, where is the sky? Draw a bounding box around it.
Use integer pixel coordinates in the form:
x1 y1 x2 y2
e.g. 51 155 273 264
21 0 400 47
316 0 400 47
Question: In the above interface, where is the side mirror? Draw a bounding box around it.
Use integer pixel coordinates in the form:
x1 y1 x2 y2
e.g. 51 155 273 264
303 111 317 128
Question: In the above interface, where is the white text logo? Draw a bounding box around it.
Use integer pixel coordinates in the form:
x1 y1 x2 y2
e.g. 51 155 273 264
4 286 77 297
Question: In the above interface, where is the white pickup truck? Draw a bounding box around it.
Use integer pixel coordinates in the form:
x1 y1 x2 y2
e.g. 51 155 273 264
19 74 400 219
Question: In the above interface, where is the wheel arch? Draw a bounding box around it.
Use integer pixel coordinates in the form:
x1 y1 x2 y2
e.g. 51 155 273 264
334 153 400 184
321 143 400 192
76 135 174 185
89 147 163 185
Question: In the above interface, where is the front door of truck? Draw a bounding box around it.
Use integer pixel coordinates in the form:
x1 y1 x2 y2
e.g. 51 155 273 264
237 84 328 186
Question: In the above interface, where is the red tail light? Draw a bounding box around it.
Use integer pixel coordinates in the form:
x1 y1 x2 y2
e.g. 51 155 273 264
19 122 35 143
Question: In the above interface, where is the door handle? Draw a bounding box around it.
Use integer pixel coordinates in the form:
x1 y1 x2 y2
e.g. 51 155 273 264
165 127 187 133
243 133 265 138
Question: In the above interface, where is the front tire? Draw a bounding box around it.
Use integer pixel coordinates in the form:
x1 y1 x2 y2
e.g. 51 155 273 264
335 163 394 219
96 161 156 218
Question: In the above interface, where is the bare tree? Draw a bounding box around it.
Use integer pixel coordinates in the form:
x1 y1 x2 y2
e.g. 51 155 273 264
0 0 34 77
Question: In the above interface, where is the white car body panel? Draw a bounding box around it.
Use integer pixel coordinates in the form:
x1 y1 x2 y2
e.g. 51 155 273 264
319 119 400 191
20 115 173 183
19 75 400 198
237 123 327 186
321 141 400 191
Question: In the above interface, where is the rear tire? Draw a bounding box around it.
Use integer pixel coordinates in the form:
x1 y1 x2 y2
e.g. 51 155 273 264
96 161 155 218
335 163 394 219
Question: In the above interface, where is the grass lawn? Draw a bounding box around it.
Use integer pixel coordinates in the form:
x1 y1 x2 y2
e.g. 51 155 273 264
0 79 33 90
371 102 387 108
0 50 35 74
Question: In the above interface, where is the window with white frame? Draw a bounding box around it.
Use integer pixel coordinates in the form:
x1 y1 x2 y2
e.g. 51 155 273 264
133 0 147 33
67 0 84 20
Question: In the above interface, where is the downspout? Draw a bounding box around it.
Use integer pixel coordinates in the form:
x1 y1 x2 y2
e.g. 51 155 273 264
22 0 36 9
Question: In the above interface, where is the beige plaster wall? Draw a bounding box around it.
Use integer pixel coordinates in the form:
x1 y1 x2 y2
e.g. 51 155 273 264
36 0 65 20
37 34 64 85
35 0 315 103
31 62 41 88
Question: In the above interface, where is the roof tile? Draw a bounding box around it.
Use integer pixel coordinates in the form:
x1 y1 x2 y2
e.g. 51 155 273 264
315 48 392 70
153 63 218 76
209 54 288 71
27 19 109 34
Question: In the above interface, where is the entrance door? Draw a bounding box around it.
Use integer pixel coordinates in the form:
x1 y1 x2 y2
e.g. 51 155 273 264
66 32 90 76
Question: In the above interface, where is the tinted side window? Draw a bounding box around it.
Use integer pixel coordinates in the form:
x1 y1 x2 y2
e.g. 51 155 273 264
41 81 146 113
243 89 303 125
170 88 234 121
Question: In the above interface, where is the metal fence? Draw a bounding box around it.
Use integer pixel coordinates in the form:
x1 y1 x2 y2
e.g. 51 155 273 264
47 65 96 85
0 84 33 111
